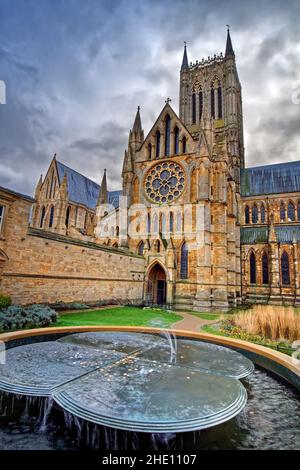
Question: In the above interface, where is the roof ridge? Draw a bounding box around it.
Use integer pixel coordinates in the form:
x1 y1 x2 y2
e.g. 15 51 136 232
56 160 100 187
243 160 300 171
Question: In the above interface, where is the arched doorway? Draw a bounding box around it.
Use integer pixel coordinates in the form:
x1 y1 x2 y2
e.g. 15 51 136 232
147 263 167 305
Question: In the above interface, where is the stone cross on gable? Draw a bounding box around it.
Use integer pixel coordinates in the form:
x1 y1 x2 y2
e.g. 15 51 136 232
165 97 172 104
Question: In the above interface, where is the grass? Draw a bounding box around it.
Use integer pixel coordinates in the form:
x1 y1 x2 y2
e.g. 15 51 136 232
53 306 182 328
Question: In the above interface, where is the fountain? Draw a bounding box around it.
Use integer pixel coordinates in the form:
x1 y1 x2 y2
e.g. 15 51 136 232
0 331 299 449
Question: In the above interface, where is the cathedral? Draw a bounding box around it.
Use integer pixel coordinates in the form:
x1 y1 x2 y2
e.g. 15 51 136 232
28 29 300 311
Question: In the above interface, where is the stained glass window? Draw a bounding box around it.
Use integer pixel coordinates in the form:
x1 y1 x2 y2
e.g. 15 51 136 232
218 85 222 119
165 115 171 156
138 241 144 256
252 205 258 224
174 127 179 154
280 202 285 222
261 204 266 223
49 206 54 228
245 206 250 224
288 202 295 221
199 90 203 121
211 86 215 119
155 130 160 158
182 136 187 154
192 93 196 124
180 242 188 279
250 252 256 284
65 206 70 227
40 206 46 228
281 252 290 285
262 252 269 284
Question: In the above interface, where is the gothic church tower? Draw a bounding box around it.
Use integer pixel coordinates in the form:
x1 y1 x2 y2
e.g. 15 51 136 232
116 29 243 312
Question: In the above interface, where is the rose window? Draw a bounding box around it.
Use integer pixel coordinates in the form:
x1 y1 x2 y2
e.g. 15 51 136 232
144 161 185 204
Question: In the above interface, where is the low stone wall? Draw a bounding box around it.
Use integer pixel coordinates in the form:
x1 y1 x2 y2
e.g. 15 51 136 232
1 228 145 305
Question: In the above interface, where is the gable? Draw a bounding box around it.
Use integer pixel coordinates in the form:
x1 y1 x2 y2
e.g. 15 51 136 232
139 103 194 157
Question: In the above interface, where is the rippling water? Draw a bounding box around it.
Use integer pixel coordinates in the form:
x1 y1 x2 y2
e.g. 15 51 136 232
0 368 299 450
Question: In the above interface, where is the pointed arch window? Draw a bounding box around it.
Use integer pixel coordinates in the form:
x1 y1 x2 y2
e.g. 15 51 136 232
217 85 222 119
281 252 290 285
250 252 256 284
164 114 171 156
49 206 54 228
288 202 295 221
252 205 258 224
192 93 196 124
261 204 266 223
262 252 269 284
280 202 286 222
147 213 151 234
169 212 174 233
155 240 161 253
297 201 300 221
199 90 203 121
155 130 161 158
65 206 71 227
180 242 188 279
138 241 145 256
40 206 46 228
245 205 250 224
174 127 179 154
147 143 152 160
116 226 119 236
210 85 215 119
182 136 187 154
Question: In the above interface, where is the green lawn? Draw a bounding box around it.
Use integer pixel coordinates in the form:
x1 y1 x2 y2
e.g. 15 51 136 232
53 306 182 328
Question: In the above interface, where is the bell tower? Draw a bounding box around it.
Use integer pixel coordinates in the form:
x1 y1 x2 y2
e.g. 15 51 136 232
179 28 244 181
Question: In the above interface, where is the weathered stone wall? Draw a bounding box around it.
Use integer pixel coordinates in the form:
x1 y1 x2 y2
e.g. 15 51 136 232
0 191 145 305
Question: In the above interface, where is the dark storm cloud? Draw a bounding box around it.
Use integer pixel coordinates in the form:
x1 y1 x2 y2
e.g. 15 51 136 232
0 0 300 195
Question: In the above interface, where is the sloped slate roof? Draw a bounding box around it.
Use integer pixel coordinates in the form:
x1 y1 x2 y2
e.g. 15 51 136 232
241 161 300 196
56 161 121 209
241 225 300 244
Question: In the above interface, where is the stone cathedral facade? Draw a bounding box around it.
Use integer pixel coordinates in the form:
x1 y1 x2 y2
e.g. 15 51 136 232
25 30 300 311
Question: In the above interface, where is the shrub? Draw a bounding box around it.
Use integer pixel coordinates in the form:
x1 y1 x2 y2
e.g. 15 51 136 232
0 294 12 309
0 304 58 331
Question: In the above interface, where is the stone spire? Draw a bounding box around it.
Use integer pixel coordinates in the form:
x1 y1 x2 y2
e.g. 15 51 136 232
97 169 108 205
132 106 142 134
225 26 235 57
181 42 189 71
129 106 144 151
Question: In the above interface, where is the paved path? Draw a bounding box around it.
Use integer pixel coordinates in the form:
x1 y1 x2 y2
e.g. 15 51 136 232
171 311 215 332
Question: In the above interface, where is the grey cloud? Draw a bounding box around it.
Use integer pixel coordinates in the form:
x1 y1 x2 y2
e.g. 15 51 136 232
0 0 300 196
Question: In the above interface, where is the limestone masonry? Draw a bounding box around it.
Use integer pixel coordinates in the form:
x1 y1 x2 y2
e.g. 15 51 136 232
1 30 300 310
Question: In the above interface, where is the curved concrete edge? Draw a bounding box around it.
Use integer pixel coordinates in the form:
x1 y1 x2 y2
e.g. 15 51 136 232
1 326 299 389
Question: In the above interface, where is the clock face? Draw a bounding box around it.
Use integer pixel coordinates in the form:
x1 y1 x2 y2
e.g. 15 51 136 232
144 161 186 204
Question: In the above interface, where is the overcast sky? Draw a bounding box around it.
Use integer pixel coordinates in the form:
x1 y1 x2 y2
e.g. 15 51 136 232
0 0 300 195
